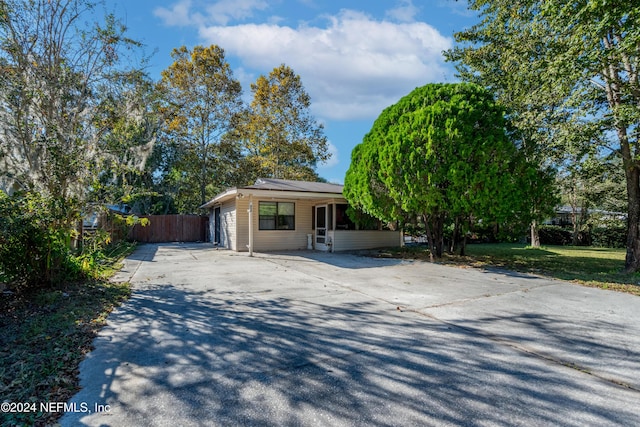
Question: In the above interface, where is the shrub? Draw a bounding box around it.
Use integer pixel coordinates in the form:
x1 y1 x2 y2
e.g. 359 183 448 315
538 225 572 246
0 192 82 290
591 226 627 248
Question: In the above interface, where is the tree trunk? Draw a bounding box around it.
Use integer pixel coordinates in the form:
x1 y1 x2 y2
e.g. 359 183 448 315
600 34 640 271
530 220 540 248
624 165 640 272
571 203 580 246
432 215 444 258
449 217 460 254
459 233 467 256
424 214 445 260
424 215 435 262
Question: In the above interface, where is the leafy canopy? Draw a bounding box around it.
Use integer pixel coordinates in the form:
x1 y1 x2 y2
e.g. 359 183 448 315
156 45 243 212
239 64 330 182
445 0 640 270
345 83 550 256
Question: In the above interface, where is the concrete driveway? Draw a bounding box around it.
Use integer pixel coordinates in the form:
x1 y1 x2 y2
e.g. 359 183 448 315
62 243 640 426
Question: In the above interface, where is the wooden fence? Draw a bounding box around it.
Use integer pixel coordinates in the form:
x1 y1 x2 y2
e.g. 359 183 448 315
128 215 209 243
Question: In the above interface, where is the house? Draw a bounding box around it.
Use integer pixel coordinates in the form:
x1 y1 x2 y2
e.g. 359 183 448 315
545 206 626 227
200 178 402 254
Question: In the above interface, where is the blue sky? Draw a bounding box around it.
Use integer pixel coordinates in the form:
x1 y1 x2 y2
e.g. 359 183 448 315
111 0 479 183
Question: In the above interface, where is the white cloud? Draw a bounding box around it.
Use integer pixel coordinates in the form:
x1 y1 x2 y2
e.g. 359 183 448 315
385 0 419 23
154 0 270 27
154 0 194 27
205 0 269 25
199 10 452 120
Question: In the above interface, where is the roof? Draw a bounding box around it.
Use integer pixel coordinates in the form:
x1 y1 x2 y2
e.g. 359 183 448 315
199 178 345 209
245 178 344 193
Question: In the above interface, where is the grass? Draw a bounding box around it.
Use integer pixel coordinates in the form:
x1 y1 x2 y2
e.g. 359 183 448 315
0 243 135 427
384 243 640 296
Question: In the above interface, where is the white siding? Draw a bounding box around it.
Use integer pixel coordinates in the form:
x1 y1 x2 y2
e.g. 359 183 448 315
332 230 402 251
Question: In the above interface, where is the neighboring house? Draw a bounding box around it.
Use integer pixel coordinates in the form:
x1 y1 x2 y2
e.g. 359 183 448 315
200 178 402 253
545 206 626 227
83 204 131 230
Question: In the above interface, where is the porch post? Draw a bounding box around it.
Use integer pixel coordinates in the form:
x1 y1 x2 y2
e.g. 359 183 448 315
248 195 254 257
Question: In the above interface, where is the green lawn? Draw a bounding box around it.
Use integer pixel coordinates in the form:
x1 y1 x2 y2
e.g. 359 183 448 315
388 243 640 296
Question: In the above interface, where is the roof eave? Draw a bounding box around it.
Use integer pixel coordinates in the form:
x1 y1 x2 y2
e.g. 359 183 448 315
200 187 346 209
199 188 238 209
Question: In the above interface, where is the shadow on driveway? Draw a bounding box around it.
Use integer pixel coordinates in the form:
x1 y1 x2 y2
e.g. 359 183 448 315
63 279 640 426
254 250 407 269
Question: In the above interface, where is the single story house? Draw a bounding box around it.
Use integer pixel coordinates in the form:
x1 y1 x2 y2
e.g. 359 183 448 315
200 178 402 253
544 206 626 227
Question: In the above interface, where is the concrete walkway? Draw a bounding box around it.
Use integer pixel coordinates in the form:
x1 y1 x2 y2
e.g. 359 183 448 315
61 243 640 426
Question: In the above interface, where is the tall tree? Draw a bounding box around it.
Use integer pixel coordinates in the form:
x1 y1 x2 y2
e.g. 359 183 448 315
0 0 151 285
240 64 330 181
157 45 243 212
445 0 571 247
0 0 145 204
90 71 160 212
344 83 549 258
446 0 640 270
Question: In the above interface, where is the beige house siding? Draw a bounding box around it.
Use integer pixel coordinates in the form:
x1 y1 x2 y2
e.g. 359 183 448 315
201 180 403 253
220 199 237 251
233 198 249 251
332 230 402 251
236 198 315 252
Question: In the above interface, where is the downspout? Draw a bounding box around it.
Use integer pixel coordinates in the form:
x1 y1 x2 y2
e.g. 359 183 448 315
248 195 254 257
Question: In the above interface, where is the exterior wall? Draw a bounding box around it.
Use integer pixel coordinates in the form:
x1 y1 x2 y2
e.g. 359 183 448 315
219 199 237 250
331 230 402 252
236 198 315 252
235 198 249 251
214 194 400 252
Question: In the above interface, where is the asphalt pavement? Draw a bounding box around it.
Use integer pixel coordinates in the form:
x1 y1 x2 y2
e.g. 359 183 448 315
60 243 640 426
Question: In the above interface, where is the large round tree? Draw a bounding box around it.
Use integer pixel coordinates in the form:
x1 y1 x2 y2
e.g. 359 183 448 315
344 83 554 258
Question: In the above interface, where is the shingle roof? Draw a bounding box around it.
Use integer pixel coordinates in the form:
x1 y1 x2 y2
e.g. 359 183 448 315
244 178 343 194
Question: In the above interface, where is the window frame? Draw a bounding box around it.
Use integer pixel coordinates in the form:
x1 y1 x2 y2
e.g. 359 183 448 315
258 201 296 231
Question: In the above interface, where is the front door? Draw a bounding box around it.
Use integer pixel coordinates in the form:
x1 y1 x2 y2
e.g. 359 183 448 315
315 205 329 251
213 207 221 245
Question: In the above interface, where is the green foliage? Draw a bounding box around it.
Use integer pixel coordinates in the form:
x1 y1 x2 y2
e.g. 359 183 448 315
344 83 551 257
538 225 573 246
591 226 626 249
0 191 143 290
0 0 154 290
89 71 160 212
345 205 382 230
445 0 640 270
156 45 244 212
76 230 137 279
0 0 148 201
468 221 529 244
239 64 330 182
0 192 82 289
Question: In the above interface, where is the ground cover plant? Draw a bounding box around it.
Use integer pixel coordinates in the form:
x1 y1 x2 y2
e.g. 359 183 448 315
0 242 134 427
385 243 640 296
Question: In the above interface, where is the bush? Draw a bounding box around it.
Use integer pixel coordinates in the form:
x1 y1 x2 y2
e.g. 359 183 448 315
591 226 626 248
538 225 573 246
0 192 82 290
